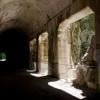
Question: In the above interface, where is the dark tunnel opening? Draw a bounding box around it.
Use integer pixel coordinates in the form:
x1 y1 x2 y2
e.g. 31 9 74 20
0 28 29 71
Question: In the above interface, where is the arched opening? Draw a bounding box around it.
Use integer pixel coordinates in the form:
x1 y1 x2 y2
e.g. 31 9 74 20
0 52 6 61
0 28 29 71
52 6 97 90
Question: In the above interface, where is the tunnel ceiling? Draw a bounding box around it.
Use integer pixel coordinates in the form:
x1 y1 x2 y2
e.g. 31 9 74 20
0 0 72 40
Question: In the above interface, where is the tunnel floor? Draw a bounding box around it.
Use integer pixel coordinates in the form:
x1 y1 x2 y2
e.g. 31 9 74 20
0 70 98 100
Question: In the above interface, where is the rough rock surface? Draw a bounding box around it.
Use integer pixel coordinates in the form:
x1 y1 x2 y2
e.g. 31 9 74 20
73 35 97 89
0 0 72 40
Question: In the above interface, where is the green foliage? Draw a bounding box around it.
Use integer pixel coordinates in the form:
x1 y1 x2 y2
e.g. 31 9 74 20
0 52 6 60
80 14 95 32
70 13 95 65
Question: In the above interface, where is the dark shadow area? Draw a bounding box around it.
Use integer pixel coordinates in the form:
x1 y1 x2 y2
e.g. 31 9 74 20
48 29 59 77
0 71 83 100
72 83 100 100
0 70 98 100
0 28 29 71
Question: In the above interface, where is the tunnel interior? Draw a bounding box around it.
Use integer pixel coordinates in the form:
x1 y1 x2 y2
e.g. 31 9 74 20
0 28 29 71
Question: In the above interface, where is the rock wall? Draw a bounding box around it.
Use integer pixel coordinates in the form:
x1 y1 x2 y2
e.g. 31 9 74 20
73 35 97 89
0 0 72 40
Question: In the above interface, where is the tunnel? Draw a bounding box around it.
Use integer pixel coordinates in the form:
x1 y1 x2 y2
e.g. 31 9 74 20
0 0 99 99
0 28 29 71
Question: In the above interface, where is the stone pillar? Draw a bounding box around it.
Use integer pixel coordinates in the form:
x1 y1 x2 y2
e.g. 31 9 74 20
57 21 74 80
29 38 37 70
47 19 58 77
36 36 39 72
48 31 53 76
52 31 58 77
57 30 67 79
38 32 48 74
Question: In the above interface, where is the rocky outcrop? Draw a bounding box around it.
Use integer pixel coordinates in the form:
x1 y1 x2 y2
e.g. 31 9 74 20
81 35 96 66
74 64 97 89
73 35 97 89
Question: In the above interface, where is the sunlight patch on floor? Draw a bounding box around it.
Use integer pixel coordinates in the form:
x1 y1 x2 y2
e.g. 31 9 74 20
48 79 86 99
0 59 6 61
30 73 48 77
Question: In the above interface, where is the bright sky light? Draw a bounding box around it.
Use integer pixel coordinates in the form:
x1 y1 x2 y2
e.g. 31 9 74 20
30 73 47 77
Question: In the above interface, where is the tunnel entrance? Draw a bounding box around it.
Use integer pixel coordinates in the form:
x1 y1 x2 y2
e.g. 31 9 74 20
0 28 29 71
